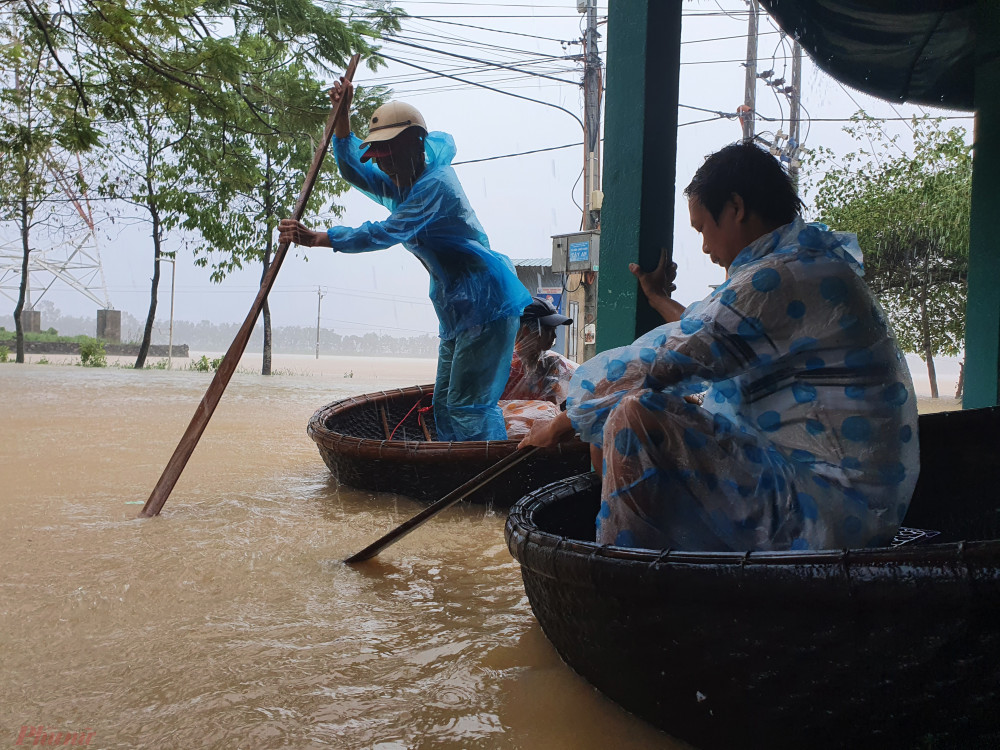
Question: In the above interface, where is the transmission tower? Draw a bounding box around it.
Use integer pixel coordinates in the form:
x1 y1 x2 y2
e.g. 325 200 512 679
0 156 112 313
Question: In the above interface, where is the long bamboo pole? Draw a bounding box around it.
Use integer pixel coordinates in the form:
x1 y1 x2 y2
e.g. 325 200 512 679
343 446 541 564
140 53 360 518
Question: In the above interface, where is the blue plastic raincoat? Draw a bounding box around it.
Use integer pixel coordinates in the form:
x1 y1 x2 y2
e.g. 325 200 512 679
329 132 531 441
566 218 920 552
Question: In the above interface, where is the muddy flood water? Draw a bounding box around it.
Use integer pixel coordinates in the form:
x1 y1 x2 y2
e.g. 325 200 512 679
1 358 679 750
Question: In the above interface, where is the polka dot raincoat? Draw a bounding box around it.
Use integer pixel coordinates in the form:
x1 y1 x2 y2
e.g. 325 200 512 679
566 218 919 552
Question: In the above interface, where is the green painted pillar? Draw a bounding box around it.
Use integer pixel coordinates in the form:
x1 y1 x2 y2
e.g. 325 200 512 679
597 0 683 352
964 0 1000 408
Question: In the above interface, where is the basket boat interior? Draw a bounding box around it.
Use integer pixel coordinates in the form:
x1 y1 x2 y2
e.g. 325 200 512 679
317 384 443 444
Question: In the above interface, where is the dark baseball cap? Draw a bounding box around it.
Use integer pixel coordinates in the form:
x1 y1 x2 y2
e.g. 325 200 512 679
521 296 572 327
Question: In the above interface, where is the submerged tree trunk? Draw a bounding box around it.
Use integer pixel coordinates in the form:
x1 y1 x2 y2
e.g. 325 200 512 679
14 196 29 364
136 200 161 369
919 303 939 398
955 358 965 400
260 154 273 376
923 350 938 399
918 245 938 398
261 247 272 376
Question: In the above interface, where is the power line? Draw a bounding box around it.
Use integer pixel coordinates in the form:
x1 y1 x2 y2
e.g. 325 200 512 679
377 52 584 129
685 30 781 45
390 1 597 7
454 141 580 165
681 114 732 128
391 16 781 56
388 31 574 64
393 25 574 59
391 77 574 97
0 114 972 204
381 37 579 85
397 14 577 44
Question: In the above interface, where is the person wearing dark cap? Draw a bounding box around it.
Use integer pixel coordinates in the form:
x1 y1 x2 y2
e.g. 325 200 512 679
279 79 530 442
501 296 579 405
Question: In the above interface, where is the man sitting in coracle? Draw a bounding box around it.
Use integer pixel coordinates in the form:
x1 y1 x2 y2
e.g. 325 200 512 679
499 297 578 439
521 142 919 553
502 296 578 405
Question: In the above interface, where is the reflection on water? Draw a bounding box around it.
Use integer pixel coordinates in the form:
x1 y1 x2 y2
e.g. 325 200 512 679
0 365 677 749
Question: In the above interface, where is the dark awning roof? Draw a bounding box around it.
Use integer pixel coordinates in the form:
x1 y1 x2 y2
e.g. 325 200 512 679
759 0 976 111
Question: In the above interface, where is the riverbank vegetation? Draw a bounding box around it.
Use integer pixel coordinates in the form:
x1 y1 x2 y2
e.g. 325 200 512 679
0 326 95 344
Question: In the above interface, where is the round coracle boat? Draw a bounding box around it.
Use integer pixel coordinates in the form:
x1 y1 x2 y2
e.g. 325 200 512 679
505 406 1000 749
307 384 591 507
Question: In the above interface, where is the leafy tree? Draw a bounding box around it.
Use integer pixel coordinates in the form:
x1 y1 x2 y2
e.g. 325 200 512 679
807 114 971 398
98 78 194 368
0 9 99 363
20 0 400 372
171 51 373 374
168 38 387 374
21 0 399 118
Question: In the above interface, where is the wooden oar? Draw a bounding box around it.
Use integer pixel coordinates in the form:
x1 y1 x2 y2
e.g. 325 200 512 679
344 445 541 564
140 53 360 518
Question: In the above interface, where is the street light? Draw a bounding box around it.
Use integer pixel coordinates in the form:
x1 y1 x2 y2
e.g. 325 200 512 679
316 285 325 359
160 257 176 369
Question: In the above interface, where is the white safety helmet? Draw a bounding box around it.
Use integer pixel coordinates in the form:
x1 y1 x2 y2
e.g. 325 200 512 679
361 101 427 146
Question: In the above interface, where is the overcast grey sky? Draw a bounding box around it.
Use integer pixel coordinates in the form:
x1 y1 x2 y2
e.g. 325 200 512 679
1 0 973 342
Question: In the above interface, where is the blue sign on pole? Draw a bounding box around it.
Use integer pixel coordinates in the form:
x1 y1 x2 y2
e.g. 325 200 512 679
568 240 589 263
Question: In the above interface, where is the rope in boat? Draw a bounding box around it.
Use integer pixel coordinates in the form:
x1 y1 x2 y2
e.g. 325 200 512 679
388 393 432 440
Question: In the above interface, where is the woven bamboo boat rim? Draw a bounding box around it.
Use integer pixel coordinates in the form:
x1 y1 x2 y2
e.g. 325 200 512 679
506 473 1000 582
307 383 583 459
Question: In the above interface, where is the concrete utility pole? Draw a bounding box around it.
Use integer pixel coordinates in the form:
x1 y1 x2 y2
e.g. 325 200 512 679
315 286 325 359
581 0 602 361
742 0 759 142
160 258 176 369
582 0 602 232
788 39 803 190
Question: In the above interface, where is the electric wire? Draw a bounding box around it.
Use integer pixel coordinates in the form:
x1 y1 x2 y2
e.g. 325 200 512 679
453 141 580 165
381 37 580 85
377 51 584 129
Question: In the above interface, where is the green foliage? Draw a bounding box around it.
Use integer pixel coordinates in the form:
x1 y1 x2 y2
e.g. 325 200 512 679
0 331 94 344
189 355 222 372
172 44 387 283
79 337 108 367
22 0 401 121
37 356 49 365
4 1 400 371
163 35 388 375
27 0 399 372
806 113 971 379
0 345 9 363
0 9 100 364
190 355 212 372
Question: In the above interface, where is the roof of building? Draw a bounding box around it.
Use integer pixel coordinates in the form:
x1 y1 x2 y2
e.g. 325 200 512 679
511 257 553 268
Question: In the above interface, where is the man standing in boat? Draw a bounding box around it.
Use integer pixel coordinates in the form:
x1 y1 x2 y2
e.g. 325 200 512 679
521 142 919 553
279 80 531 442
